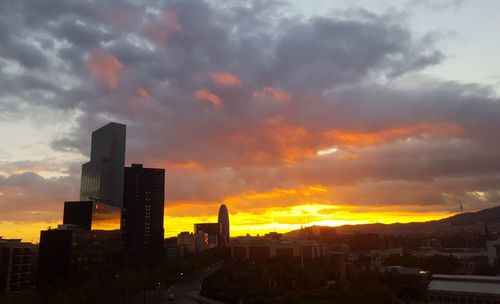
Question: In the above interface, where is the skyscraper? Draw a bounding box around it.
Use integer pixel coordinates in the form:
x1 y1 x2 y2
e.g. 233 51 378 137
80 122 126 208
121 164 165 249
218 204 230 247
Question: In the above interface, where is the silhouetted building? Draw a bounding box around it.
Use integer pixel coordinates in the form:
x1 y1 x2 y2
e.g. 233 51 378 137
230 237 325 260
218 204 230 247
122 164 165 250
38 229 72 282
177 232 196 253
0 238 35 293
194 223 221 250
38 228 121 283
165 244 183 260
63 201 121 231
80 122 126 208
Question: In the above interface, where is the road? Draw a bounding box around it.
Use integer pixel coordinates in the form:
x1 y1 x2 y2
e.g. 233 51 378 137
161 263 225 304
129 263 225 304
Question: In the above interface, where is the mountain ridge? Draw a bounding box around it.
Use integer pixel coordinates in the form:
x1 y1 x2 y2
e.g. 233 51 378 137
284 204 500 237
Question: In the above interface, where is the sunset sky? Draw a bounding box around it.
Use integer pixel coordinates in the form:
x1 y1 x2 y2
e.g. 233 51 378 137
1 0 500 243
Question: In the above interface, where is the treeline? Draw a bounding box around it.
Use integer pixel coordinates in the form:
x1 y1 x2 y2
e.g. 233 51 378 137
201 257 428 304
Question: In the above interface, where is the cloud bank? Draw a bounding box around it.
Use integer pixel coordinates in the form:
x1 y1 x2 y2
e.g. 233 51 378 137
0 0 499 239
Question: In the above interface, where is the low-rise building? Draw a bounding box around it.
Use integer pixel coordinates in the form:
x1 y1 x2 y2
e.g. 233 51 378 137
230 237 325 260
38 228 121 283
370 247 403 266
487 239 500 266
428 274 500 303
177 231 196 254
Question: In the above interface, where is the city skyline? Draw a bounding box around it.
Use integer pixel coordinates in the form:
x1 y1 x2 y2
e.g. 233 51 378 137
2 0 500 243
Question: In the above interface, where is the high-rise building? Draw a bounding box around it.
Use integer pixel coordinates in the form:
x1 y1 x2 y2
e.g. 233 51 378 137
80 122 126 208
218 204 230 247
121 164 165 249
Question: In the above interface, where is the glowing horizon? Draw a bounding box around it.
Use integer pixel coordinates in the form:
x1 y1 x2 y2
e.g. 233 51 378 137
0 203 455 243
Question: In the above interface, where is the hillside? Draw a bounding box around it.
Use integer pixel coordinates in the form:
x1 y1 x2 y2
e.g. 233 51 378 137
284 205 500 237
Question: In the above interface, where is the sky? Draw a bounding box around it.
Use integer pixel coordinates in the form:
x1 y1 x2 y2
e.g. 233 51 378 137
1 0 500 242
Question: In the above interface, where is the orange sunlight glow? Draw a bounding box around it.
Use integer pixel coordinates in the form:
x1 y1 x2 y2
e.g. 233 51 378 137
194 87 223 107
167 160 203 171
0 200 453 243
210 72 242 87
87 50 124 89
162 184 453 238
164 203 453 238
266 118 315 164
0 221 60 244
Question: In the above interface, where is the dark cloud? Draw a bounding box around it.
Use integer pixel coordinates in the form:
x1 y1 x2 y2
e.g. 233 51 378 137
0 0 498 224
0 172 79 222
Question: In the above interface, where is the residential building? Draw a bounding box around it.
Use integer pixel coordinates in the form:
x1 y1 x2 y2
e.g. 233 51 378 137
0 238 35 293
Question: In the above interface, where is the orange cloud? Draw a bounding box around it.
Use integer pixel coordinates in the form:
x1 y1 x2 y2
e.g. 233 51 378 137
210 72 242 87
254 86 291 102
167 160 203 171
128 86 152 109
145 10 182 46
323 123 462 146
194 88 223 107
136 86 151 99
265 117 315 164
87 50 124 89
270 125 315 164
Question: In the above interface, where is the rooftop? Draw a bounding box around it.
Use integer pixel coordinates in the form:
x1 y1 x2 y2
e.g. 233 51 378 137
429 274 500 296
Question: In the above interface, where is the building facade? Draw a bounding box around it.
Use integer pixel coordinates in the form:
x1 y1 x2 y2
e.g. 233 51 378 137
0 238 35 293
37 229 72 283
230 237 326 260
80 122 126 208
63 201 121 231
194 223 221 250
121 164 165 249
38 228 121 283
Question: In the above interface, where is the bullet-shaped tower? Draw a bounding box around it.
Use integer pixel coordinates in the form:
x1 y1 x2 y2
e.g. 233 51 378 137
218 204 230 247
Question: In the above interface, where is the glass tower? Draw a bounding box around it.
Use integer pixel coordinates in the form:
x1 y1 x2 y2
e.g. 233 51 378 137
80 122 126 208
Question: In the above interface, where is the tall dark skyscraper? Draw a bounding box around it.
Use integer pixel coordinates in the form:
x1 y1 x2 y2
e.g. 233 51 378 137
80 122 126 208
218 204 230 246
121 164 165 249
